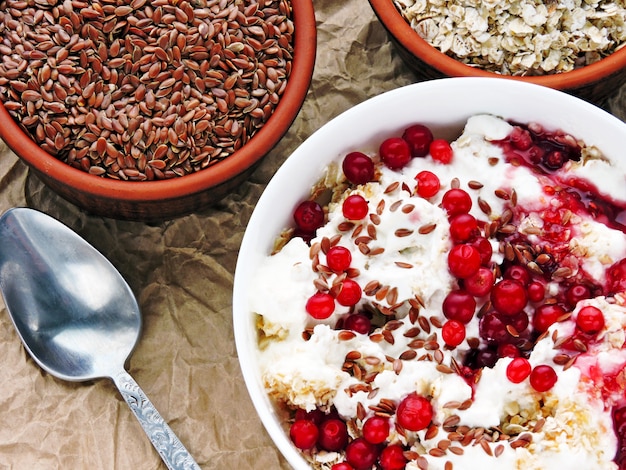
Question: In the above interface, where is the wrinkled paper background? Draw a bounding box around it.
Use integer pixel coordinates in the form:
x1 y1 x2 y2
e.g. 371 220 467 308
1 0 625 468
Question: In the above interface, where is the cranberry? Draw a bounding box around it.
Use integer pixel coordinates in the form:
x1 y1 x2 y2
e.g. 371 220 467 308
345 437 379 470
509 126 533 150
464 267 495 297
396 393 433 431
343 313 372 334
470 236 493 265
402 123 433 158
474 347 498 368
479 313 517 345
527 281 546 303
342 194 369 220
362 416 390 444
342 152 375 185
507 311 530 334
331 464 354 470
491 279 528 317
448 244 481 279
529 364 558 392
442 319 466 347
565 284 591 308
336 279 362 307
441 188 472 216
449 213 479 243
607 258 626 295
318 418 349 452
576 305 605 334
498 343 522 358
429 138 453 164
306 292 335 319
442 289 476 323
504 265 530 286
532 303 566 333
294 408 325 425
294 200 324 233
380 137 411 169
326 246 352 273
379 444 407 470
542 150 567 170
415 170 440 198
289 419 319 450
506 357 532 383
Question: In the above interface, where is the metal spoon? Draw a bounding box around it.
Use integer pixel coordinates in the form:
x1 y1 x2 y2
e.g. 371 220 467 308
0 208 200 470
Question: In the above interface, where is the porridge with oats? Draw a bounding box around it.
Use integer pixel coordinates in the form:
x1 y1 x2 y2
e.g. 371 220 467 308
251 114 626 469
394 0 626 75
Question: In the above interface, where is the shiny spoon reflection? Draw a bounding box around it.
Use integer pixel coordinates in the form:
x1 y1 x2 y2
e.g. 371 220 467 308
0 208 200 470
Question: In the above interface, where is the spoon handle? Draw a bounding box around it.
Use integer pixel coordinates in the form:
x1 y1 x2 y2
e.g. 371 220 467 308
112 370 201 470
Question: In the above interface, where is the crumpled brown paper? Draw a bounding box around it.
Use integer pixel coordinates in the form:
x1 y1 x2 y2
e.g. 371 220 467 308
0 1 625 469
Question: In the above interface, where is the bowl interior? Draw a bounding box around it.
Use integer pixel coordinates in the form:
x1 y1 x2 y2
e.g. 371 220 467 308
233 77 626 469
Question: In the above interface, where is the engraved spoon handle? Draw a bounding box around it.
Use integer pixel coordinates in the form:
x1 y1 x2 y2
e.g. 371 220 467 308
112 370 201 470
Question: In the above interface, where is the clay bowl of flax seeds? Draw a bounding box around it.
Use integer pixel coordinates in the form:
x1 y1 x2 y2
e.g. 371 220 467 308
368 0 626 105
0 0 316 220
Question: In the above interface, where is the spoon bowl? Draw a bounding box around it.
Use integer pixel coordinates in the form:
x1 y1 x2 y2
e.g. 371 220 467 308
0 208 200 470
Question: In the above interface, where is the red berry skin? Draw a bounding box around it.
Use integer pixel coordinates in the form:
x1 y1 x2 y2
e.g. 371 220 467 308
606 258 626 295
529 365 558 392
576 305 605 334
464 267 495 297
415 170 440 198
442 289 476 323
379 444 407 470
380 137 411 169
403 124 433 158
491 280 528 317
442 319 466 347
294 200 324 233
289 419 319 450
362 416 390 444
565 284 592 309
532 303 565 333
441 188 472 216
448 244 481 279
306 292 335 319
345 437 380 470
331 463 354 470
449 213 479 243
506 357 532 383
470 236 493 266
429 138 453 164
343 313 372 334
342 194 369 220
318 418 349 452
326 246 352 273
342 152 375 185
396 393 433 432
336 279 362 307
504 265 530 286
527 281 546 303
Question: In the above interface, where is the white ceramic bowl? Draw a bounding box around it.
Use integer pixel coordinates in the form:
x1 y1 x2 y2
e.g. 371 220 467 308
232 77 626 469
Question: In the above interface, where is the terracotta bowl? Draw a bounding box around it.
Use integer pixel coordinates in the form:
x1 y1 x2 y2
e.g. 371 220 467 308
0 2 316 221
369 0 626 105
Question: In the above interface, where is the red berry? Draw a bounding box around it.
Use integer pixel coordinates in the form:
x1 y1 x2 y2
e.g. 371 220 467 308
326 246 352 273
415 170 440 198
442 320 466 347
331 464 353 470
430 138 453 164
506 357 532 383
380 137 411 169
379 444 407 470
504 265 530 286
464 267 495 297
565 284 591 308
529 365 558 392
532 303 565 333
498 343 521 358
294 200 324 233
403 123 433 158
527 281 546 303
318 418 349 452
294 408 325 425
343 313 371 334
336 279 362 307
509 126 533 150
441 188 472 216
491 279 528 317
449 213 479 243
306 292 335 319
342 152 375 185
396 393 433 431
470 236 493 265
576 305 605 334
362 416 390 444
289 419 319 450
448 244 481 279
345 437 379 470
442 289 476 323
342 194 369 220
607 258 626 295
479 312 517 345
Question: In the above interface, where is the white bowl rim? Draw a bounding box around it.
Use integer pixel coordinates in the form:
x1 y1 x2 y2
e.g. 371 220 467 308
233 77 626 469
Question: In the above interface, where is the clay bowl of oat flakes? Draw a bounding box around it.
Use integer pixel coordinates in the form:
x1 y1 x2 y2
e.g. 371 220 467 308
0 0 316 221
234 78 626 470
369 0 626 105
